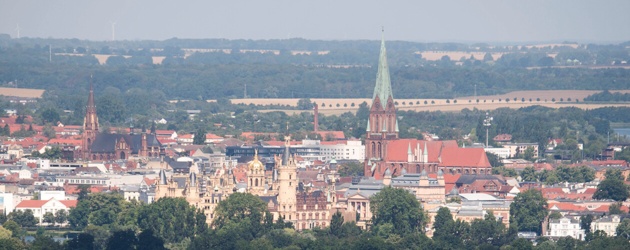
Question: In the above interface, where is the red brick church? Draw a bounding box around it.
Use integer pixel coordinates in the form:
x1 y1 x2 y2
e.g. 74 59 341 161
364 35 491 179
81 84 162 161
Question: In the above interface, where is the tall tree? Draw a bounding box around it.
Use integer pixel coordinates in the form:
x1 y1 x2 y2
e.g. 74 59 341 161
137 197 206 243
105 230 137 250
212 193 267 229
370 186 424 234
329 211 344 237
594 169 629 201
510 189 548 234
193 128 206 145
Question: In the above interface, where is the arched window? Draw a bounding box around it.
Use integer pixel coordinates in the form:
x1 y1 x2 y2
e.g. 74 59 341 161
255 178 259 187
378 142 382 158
371 142 376 157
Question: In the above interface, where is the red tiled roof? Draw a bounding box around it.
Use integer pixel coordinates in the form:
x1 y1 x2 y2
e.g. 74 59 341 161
314 131 345 140
549 202 587 212
591 204 630 213
15 200 48 208
48 138 82 146
205 133 223 139
386 139 458 162
60 200 78 208
438 147 491 168
493 134 512 142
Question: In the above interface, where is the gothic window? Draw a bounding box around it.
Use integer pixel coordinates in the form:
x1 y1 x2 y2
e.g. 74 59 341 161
416 165 420 173
371 142 376 157
378 143 382 158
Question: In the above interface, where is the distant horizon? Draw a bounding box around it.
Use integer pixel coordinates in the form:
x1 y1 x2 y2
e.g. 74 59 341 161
2 34 628 46
1 0 629 44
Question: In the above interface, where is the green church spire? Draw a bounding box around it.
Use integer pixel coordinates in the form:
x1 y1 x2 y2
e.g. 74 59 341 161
372 29 393 109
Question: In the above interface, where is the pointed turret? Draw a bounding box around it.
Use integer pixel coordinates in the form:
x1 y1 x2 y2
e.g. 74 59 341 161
372 31 394 109
189 172 197 187
82 78 99 159
282 135 291 165
159 169 167 185
423 141 429 163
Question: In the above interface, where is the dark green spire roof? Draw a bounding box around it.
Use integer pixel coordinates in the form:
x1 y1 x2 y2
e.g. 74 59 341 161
372 32 393 109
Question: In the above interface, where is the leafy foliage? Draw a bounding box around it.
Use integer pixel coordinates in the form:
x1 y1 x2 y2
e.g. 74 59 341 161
510 189 548 234
370 186 424 234
594 169 630 201
137 197 206 243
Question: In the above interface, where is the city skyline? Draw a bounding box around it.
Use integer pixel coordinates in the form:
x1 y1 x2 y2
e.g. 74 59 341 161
0 0 629 43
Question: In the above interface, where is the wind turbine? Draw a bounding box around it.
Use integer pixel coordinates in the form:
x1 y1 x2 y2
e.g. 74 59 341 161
110 21 116 41
15 24 21 39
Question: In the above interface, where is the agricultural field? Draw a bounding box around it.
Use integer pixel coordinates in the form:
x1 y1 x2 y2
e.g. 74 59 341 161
236 90 630 115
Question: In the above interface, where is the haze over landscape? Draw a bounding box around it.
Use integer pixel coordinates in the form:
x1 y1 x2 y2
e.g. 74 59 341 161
1 0 630 42
3 1 630 250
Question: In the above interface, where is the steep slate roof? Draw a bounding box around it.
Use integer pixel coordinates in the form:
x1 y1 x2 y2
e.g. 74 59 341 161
372 31 393 109
91 133 160 154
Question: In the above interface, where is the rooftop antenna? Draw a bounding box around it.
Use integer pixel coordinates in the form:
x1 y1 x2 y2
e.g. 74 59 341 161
110 21 116 41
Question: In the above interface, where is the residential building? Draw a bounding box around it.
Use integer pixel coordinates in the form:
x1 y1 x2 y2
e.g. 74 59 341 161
591 215 625 236
14 198 77 225
546 216 585 240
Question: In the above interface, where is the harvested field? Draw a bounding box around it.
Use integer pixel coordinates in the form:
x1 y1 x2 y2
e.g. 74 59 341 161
0 87 45 98
230 90 630 110
261 103 630 116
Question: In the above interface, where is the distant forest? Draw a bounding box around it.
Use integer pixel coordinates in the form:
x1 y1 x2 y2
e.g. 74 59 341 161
1 36 630 130
0 36 629 101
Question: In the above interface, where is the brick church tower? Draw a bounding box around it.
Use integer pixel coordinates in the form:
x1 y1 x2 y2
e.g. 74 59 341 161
364 32 399 175
82 82 99 160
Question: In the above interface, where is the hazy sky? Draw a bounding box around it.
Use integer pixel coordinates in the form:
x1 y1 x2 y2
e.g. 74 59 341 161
1 0 629 43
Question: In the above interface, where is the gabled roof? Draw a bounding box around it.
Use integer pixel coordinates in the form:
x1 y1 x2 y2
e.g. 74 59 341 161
91 133 161 154
15 199 77 209
439 147 491 168
385 139 458 162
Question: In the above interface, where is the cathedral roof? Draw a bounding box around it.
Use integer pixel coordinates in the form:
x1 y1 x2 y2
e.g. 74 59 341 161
385 139 458 162
90 133 161 154
372 32 394 109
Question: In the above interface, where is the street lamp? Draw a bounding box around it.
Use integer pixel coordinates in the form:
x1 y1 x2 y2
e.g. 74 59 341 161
483 112 493 148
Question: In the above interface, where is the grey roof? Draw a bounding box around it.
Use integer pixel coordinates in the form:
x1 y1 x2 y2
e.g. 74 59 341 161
456 175 506 185
259 195 277 205
172 177 187 189
159 169 167 185
91 133 161 154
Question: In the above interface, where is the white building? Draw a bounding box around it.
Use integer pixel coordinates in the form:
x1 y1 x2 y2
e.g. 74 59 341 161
0 192 16 215
303 139 365 162
14 198 77 224
591 215 623 236
547 216 585 240
484 147 511 159
502 143 539 159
